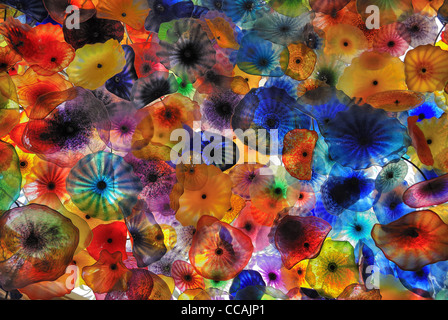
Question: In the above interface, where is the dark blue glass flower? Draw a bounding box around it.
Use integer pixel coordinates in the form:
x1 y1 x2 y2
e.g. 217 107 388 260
229 270 265 299
297 86 352 135
106 45 138 101
1 0 48 22
145 0 195 32
231 87 307 155
323 103 411 170
320 163 378 215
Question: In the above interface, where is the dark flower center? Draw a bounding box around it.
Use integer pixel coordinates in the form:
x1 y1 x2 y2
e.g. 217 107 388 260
372 80 378 86
244 222 252 231
387 41 395 47
147 174 158 182
268 272 277 281
418 113 425 120
47 181 56 190
97 180 107 191
201 194 207 199
328 262 338 272
178 42 200 66
184 274 192 282
97 63 103 68
354 224 362 232
24 231 43 250
404 227 419 238
215 248 224 255
107 238 113 243
274 187 283 195
110 263 117 270
244 1 254 10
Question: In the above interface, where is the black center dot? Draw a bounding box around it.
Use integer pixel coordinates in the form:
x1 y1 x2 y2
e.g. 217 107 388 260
268 272 277 281
97 180 107 190
107 238 113 243
97 63 103 68
121 12 127 17
47 182 56 190
372 80 378 86
215 248 223 255
328 262 338 272
201 194 207 199
110 264 117 270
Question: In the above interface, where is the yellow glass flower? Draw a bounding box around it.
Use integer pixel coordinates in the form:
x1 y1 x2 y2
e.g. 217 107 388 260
324 24 368 63
67 39 126 90
416 113 448 172
336 51 407 100
305 239 359 299
96 0 150 30
175 165 232 227
404 44 448 92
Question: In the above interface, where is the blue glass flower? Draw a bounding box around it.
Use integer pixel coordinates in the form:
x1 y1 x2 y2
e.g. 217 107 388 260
66 151 143 221
264 75 300 99
332 210 378 249
231 87 308 155
408 100 444 122
372 183 414 225
312 136 335 175
222 0 268 26
320 163 379 215
323 103 411 170
236 32 287 77
145 0 195 32
229 270 266 298
297 86 351 135
106 45 138 101
395 265 433 298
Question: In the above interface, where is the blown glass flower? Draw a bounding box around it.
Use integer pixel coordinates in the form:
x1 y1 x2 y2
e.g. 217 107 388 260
323 103 411 170
67 39 126 90
66 151 142 221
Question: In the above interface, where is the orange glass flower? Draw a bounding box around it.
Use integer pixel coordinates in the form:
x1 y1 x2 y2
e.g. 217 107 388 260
404 44 448 92
336 51 407 100
324 24 368 63
189 216 253 281
175 165 232 227
82 250 132 293
171 260 205 292
96 0 150 30
372 210 448 271
282 129 319 180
